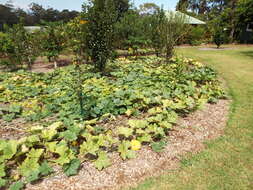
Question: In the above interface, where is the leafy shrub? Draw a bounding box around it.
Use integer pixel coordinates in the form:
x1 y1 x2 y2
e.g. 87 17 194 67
65 16 89 64
0 22 38 71
148 8 167 56
213 27 225 48
163 12 187 59
189 26 205 45
125 36 151 55
83 0 119 72
40 22 65 68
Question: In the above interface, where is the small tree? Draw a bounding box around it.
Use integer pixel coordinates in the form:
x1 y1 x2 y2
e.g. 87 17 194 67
213 27 224 48
148 10 186 60
83 0 118 73
0 21 38 70
41 22 65 68
65 16 89 64
149 8 166 57
0 32 17 70
162 11 187 60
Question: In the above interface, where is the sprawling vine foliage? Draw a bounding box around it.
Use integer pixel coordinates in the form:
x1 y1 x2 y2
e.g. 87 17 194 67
0 56 226 189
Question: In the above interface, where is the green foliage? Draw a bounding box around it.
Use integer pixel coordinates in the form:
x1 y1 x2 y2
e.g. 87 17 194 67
9 181 24 190
40 22 65 67
0 57 225 124
94 151 111 170
151 141 167 153
0 178 6 187
39 161 54 176
163 12 188 59
0 56 226 189
63 159 81 176
213 27 225 48
185 26 205 46
118 127 134 138
118 141 136 160
65 16 89 63
18 148 44 177
0 21 38 70
148 8 166 56
83 0 118 72
0 140 18 162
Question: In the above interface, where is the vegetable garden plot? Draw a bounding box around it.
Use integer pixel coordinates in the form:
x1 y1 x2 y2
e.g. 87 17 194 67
0 56 226 189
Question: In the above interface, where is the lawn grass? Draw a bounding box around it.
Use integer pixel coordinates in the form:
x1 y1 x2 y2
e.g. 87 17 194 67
131 46 253 190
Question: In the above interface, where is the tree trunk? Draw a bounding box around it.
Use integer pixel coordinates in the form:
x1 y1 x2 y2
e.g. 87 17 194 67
54 61 58 69
229 26 235 43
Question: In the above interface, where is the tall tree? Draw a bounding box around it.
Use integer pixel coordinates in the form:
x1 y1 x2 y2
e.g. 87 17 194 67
176 0 189 12
83 0 119 72
139 3 159 15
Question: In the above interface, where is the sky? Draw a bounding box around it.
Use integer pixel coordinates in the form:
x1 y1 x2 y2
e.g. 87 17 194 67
0 0 179 11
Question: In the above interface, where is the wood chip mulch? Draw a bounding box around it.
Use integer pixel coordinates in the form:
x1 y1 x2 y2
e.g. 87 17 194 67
24 99 230 190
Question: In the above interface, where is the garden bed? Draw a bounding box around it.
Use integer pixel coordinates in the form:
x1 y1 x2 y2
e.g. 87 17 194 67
0 56 227 189
25 99 230 190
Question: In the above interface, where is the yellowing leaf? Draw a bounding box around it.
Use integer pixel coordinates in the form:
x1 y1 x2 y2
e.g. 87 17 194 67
118 141 136 160
128 120 148 129
131 140 141 151
117 127 133 138
41 128 57 141
125 109 132 116
49 121 63 130
94 151 111 170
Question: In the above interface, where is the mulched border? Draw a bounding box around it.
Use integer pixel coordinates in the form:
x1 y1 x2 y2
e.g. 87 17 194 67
25 99 230 190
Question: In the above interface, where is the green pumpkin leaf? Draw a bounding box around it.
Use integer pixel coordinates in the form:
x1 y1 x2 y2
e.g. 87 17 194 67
41 128 58 141
26 170 40 183
0 178 6 187
2 113 15 122
147 114 164 123
19 149 44 177
148 107 163 115
26 135 40 144
27 148 44 159
39 161 53 176
128 120 148 129
118 141 136 160
151 141 167 153
137 134 152 143
9 104 22 113
60 130 77 141
94 151 111 171
166 112 178 123
63 159 81 177
80 140 99 156
60 125 81 142
159 121 172 129
48 121 63 130
9 181 24 190
53 143 75 165
117 127 133 138
0 164 6 177
19 159 40 177
0 140 18 162
84 118 97 125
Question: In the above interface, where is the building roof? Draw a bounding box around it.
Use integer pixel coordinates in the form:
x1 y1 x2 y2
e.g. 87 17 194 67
165 11 206 25
24 26 42 32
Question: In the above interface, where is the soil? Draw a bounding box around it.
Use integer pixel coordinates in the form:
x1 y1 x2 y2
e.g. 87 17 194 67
199 47 236 51
30 57 73 73
23 99 230 190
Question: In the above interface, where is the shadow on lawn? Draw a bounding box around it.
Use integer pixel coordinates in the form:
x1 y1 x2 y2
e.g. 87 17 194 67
240 51 253 59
